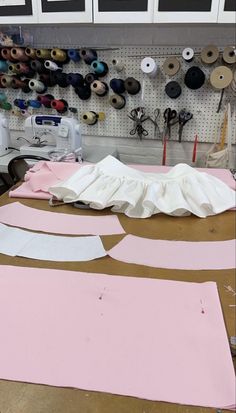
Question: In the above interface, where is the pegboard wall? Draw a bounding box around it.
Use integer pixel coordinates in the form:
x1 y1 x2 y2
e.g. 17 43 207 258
1 45 236 144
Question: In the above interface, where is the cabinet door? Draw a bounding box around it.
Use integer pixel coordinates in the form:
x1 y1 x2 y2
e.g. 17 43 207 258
154 0 219 22
37 0 92 23
0 0 38 23
94 0 153 23
218 0 236 22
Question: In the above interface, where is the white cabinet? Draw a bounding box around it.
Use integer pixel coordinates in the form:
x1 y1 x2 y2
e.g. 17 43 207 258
93 0 154 23
218 0 236 22
37 0 93 23
0 0 38 24
154 0 219 23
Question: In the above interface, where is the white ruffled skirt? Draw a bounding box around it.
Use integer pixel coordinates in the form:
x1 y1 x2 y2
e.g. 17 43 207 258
49 156 236 218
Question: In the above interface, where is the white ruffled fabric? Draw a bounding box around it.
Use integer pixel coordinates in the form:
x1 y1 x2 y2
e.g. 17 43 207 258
49 156 236 218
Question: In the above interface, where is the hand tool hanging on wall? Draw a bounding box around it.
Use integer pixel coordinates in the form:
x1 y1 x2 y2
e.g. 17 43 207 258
75 83 91 100
36 49 52 60
162 108 178 141
178 109 193 142
0 60 8 72
80 49 97 65
165 81 182 99
51 99 68 114
128 107 149 140
141 57 158 78
110 78 126 94
182 48 194 63
184 66 205 89
82 111 98 125
85 73 99 85
91 60 109 77
201 45 219 65
25 47 36 59
29 79 47 94
37 94 54 108
44 60 63 71
66 73 84 88
91 80 109 97
10 47 29 62
210 66 233 113
163 57 180 76
109 94 126 109
111 58 124 72
222 46 236 65
67 49 81 63
124 77 141 95
145 108 160 139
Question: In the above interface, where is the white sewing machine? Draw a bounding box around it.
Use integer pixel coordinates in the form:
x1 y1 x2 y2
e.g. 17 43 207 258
20 115 82 159
0 113 11 157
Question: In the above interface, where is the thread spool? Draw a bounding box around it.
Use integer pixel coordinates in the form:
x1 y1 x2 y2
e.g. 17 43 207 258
15 63 34 77
8 64 18 74
27 99 42 109
29 79 47 94
222 46 236 65
110 78 125 94
91 80 108 97
141 57 158 78
85 73 98 85
80 49 97 65
37 94 54 108
36 49 52 60
30 60 47 74
124 77 141 95
51 48 68 63
39 73 57 87
111 58 124 72
51 71 68 88
1 48 16 62
11 48 29 62
14 99 28 110
25 47 36 59
21 79 31 94
66 73 84 87
82 111 98 125
184 66 205 90
109 94 126 109
51 99 68 113
12 78 29 90
21 109 31 118
210 66 233 90
11 107 21 116
182 47 194 62
0 92 7 102
1 75 13 88
91 60 109 77
165 81 182 99
0 60 8 73
75 84 91 100
201 45 219 64
0 75 6 88
44 60 62 72
1 101 12 111
67 49 81 63
163 57 180 76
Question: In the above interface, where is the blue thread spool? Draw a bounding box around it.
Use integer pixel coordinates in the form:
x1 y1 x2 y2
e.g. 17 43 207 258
27 99 41 109
110 78 125 94
66 73 84 87
0 60 8 73
91 60 108 77
0 92 7 102
14 99 29 110
67 49 81 63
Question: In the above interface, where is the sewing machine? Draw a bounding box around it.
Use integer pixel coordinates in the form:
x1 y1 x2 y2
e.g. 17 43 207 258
0 113 11 157
20 115 82 158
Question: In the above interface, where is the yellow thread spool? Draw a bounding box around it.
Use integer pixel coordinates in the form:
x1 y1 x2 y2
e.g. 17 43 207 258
25 47 36 59
1 75 13 87
36 49 52 59
82 111 97 125
8 64 18 74
51 48 67 62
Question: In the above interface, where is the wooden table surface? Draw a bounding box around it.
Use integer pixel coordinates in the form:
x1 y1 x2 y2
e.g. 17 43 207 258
0 191 235 413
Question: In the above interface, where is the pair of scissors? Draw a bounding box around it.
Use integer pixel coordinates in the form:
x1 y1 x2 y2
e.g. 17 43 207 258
129 107 149 139
163 108 178 141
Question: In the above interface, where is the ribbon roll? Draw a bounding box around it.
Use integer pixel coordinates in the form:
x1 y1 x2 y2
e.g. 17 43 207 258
222 46 236 65
165 81 182 99
67 49 81 63
11 48 29 62
39 73 57 87
1 75 13 88
51 71 68 88
37 94 54 108
109 94 126 109
141 57 158 78
14 99 28 110
201 45 219 64
51 99 68 113
27 99 42 109
36 49 52 60
82 111 98 125
0 60 8 73
8 64 18 74
111 58 124 72
124 77 141 95
80 49 97 65
75 84 91 100
66 73 84 88
30 60 46 74
210 66 233 89
110 78 125 94
163 57 180 76
91 60 109 77
44 60 62 72
0 92 7 102
51 48 68 63
0 48 15 62
29 79 47 94
91 80 108 97
184 66 205 90
25 47 36 59
85 73 98 84
182 48 194 62
1 101 12 110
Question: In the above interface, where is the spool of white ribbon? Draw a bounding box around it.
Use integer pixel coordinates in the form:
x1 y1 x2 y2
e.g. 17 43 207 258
182 48 194 62
140 57 158 78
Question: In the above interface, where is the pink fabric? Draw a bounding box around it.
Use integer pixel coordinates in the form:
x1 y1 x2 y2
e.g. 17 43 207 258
109 235 236 270
9 161 236 200
0 202 125 235
0 265 235 410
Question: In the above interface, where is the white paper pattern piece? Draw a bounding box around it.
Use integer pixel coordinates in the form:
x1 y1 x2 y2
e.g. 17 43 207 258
0 223 106 262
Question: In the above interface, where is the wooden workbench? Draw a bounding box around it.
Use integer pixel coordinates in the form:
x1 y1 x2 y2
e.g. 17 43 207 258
0 191 235 413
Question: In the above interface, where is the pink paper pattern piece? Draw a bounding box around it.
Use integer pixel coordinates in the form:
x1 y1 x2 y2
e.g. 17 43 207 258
0 202 125 235
0 265 235 410
109 235 236 270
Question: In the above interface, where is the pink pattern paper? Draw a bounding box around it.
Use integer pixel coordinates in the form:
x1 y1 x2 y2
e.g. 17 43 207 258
0 265 235 410
109 235 236 270
0 202 125 235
